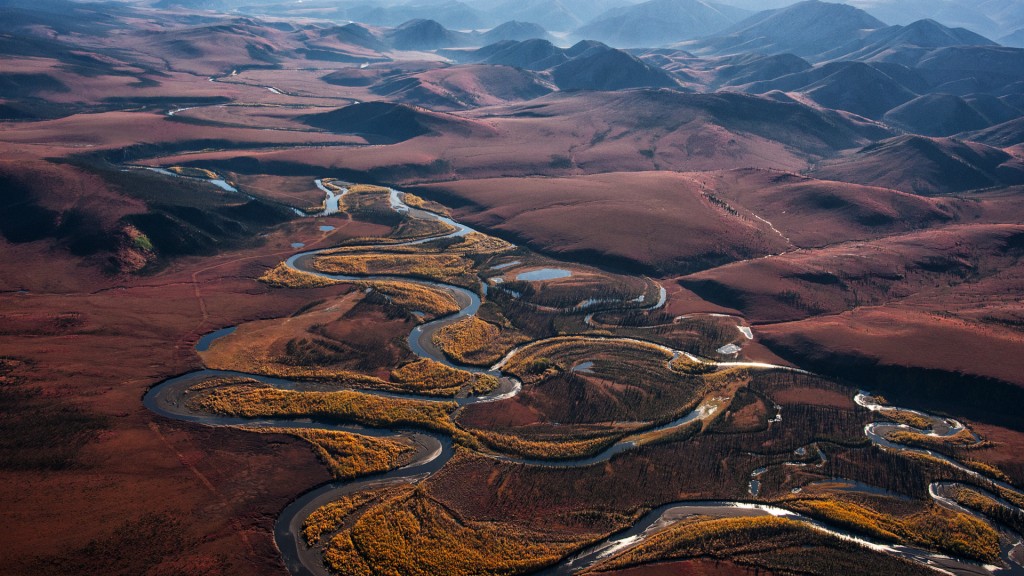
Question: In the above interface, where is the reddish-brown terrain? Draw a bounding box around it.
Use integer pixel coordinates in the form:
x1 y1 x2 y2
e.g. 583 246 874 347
0 218 383 574
3 0 1024 574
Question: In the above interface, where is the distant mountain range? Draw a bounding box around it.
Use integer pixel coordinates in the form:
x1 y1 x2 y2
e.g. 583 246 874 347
574 0 748 48
450 39 679 90
312 18 554 52
845 0 1024 39
5 0 1022 138
143 0 1024 47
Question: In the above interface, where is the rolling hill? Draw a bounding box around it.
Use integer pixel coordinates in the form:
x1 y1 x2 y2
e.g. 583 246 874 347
298 101 495 142
823 18 997 63
742 61 918 119
813 135 1024 194
883 93 994 136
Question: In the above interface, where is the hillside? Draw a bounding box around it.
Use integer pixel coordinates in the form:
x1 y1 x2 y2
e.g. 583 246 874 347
813 135 1024 194
744 61 918 119
824 18 997 63
883 93 993 136
298 101 494 142
683 0 886 59
550 43 679 90
574 0 747 48
368 64 553 109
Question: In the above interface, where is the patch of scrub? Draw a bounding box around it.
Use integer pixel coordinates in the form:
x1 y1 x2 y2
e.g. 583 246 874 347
516 268 572 282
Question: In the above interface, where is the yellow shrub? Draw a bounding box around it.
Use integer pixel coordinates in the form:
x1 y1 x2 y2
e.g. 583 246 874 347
323 491 575 576
304 485 410 545
877 409 931 430
432 316 527 366
314 253 474 285
471 429 619 460
260 263 341 288
359 281 460 317
787 498 999 563
187 382 458 434
390 358 473 396
258 427 412 480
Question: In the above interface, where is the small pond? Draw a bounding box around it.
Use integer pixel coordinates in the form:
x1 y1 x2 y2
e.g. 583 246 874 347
516 268 572 282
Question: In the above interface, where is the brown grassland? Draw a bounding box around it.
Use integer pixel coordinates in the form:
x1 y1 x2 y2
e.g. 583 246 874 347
5 23 1024 574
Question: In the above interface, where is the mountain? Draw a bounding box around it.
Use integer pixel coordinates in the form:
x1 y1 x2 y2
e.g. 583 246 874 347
574 0 747 48
688 168 958 248
712 54 813 88
1002 28 1024 47
963 116 1024 147
964 93 1024 125
884 94 993 136
481 21 552 43
0 0 129 35
911 46 1024 94
134 18 292 75
812 135 1024 194
463 39 571 69
369 64 553 109
846 0 1024 39
387 19 474 50
813 43 1024 100
246 88 890 186
298 101 492 142
313 20 553 54
743 61 918 119
800 63 919 119
448 39 678 90
485 0 585 32
339 1 486 29
824 18 998 63
335 22 389 51
684 0 886 60
550 42 679 90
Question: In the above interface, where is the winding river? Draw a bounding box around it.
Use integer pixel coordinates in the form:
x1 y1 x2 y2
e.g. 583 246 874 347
143 177 1024 576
